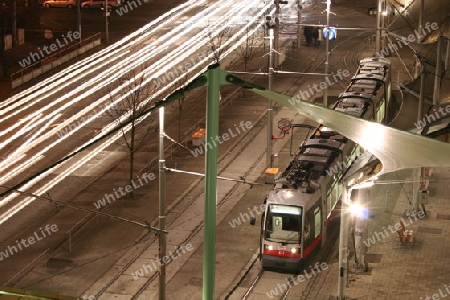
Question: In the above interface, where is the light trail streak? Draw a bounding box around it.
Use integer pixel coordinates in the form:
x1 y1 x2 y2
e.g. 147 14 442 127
0 113 42 146
0 0 258 176
0 0 274 227
0 0 209 123
0 0 246 158
0 115 151 223
0 0 227 150
0 114 61 171
0 0 205 110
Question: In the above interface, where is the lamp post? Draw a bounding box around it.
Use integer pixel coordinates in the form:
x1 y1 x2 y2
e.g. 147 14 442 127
433 35 442 105
375 0 383 54
266 17 276 168
380 1 386 51
158 106 166 300
104 0 109 44
274 0 280 68
349 190 369 272
323 0 330 108
338 180 374 299
297 0 302 49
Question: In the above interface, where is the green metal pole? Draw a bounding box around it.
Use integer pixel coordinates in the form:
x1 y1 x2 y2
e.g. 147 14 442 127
158 106 166 300
203 65 220 300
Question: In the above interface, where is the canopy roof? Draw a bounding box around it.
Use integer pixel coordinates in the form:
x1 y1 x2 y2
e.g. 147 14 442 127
239 80 450 178
422 16 450 44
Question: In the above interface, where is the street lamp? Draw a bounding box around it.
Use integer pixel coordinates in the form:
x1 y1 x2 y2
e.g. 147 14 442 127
266 16 276 168
348 192 370 272
337 179 374 299
336 151 379 299
323 0 331 108
104 0 109 44
375 0 383 54
158 106 166 300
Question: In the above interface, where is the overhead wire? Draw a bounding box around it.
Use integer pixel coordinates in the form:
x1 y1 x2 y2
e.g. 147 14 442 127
0 185 166 234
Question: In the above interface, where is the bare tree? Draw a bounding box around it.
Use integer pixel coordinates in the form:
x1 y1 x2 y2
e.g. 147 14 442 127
206 22 231 64
104 69 156 198
172 74 190 143
235 21 260 72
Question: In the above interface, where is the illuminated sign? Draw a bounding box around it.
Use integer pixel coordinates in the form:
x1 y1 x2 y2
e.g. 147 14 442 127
323 27 337 40
270 204 301 215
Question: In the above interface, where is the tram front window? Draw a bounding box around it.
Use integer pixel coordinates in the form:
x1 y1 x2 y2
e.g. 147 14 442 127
265 204 302 243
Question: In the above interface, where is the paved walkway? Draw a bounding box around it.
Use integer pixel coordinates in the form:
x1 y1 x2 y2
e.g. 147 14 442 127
310 166 450 300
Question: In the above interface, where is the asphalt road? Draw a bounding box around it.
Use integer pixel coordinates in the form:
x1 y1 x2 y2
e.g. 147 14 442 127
0 0 275 295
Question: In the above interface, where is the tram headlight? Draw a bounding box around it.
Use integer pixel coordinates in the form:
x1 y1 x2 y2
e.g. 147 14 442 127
290 247 298 254
264 245 274 251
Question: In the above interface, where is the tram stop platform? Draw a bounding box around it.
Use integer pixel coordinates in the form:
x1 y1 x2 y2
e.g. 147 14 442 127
307 165 450 300
304 45 450 299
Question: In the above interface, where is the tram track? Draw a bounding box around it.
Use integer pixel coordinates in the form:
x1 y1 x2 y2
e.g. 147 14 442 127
88 91 271 299
282 31 370 103
3 2 377 297
130 113 269 299
223 28 374 300
1 0 276 293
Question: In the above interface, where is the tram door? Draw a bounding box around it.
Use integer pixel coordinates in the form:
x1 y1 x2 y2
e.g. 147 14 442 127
303 199 322 259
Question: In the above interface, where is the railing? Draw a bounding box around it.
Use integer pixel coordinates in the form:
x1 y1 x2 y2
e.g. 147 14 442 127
10 32 102 89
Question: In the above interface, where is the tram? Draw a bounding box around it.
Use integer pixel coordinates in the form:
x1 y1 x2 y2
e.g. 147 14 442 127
260 57 391 272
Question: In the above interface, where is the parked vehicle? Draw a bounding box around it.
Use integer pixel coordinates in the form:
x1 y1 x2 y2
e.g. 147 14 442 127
43 0 76 8
80 0 121 9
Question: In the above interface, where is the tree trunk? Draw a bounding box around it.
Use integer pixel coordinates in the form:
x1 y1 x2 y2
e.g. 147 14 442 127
129 120 135 198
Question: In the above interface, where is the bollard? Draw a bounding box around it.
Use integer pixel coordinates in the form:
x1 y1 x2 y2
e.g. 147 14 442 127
420 189 429 203
271 153 279 168
385 189 389 212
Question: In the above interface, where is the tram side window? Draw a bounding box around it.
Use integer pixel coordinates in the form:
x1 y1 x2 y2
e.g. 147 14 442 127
328 181 340 217
314 206 321 238
327 190 332 218
376 99 385 122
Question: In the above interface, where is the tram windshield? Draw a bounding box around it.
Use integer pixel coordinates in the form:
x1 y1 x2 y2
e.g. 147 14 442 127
264 204 302 243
